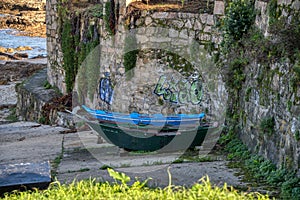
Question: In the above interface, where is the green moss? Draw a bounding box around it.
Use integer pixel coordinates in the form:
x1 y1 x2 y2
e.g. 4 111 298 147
43 81 53 90
293 63 300 81
287 100 292 112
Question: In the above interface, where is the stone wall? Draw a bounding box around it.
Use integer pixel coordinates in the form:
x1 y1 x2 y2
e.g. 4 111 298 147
16 68 75 128
46 0 65 93
238 0 300 173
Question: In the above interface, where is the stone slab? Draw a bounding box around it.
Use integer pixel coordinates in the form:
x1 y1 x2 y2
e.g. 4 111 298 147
0 161 51 194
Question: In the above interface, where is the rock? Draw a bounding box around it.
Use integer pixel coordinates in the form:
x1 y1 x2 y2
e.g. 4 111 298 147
31 54 47 59
0 46 7 53
15 46 32 51
6 48 14 53
0 52 19 60
14 52 28 58
0 80 8 85
0 55 9 61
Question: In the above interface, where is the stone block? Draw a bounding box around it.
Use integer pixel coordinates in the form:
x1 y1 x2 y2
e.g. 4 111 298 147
194 20 202 30
169 29 179 38
207 15 214 25
0 161 51 194
214 1 225 15
144 16 152 26
167 12 178 19
292 0 300 9
185 20 193 29
199 34 211 41
171 20 184 28
179 29 188 39
200 13 208 24
136 34 149 43
152 12 169 19
204 26 212 33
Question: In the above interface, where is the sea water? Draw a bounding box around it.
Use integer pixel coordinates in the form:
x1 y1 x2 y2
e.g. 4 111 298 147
0 29 46 58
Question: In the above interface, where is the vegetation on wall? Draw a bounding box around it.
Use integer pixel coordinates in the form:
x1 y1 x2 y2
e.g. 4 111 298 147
104 0 116 35
221 0 255 53
123 33 138 79
220 0 300 136
61 19 76 93
60 4 100 94
89 4 103 18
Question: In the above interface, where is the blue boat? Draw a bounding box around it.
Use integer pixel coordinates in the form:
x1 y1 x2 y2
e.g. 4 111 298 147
79 105 218 152
82 105 205 127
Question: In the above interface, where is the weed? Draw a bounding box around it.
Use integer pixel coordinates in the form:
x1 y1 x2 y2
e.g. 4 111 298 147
100 164 113 170
43 81 52 89
51 138 64 178
5 107 18 122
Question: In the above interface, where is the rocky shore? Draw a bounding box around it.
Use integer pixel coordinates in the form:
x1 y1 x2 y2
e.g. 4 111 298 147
0 0 46 37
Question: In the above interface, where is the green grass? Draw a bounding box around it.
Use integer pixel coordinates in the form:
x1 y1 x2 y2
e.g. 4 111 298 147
67 168 90 173
2 169 271 200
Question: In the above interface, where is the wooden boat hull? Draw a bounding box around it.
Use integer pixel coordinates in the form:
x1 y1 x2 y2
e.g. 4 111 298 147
87 121 213 152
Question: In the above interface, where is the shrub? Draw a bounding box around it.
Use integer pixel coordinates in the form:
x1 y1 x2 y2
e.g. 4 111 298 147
222 0 255 51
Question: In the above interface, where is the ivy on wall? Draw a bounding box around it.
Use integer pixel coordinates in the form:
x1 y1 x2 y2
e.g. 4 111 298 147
59 1 101 94
104 0 117 35
61 19 75 93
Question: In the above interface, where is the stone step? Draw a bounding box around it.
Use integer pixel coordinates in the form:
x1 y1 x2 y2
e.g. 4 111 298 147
0 161 51 195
